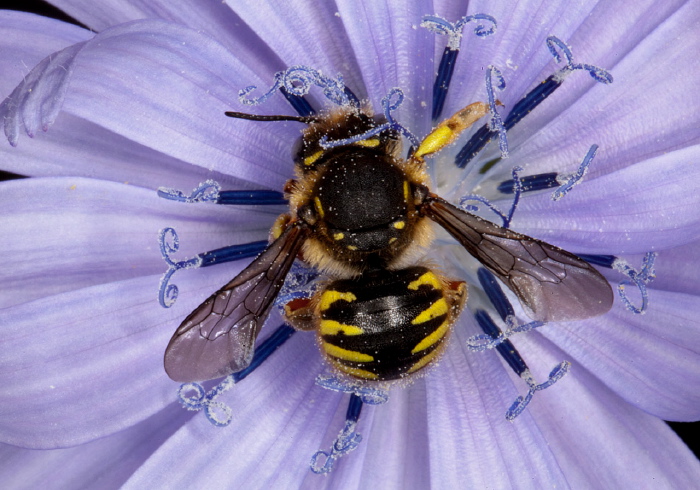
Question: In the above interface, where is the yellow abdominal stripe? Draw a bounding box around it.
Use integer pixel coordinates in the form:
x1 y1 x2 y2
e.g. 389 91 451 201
407 271 442 291
318 290 357 311
412 320 450 354
320 319 363 336
332 363 379 380
408 345 443 373
412 298 448 325
323 343 374 363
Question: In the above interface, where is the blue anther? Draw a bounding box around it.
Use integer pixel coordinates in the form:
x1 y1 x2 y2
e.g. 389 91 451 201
472 310 528 375
279 86 316 117
315 374 389 405
576 254 616 268
460 166 523 228
176 324 296 427
552 144 598 201
497 172 559 194
197 241 267 267
486 66 509 159
421 14 497 120
310 394 364 474
505 361 570 420
614 252 657 314
216 189 287 205
477 267 514 320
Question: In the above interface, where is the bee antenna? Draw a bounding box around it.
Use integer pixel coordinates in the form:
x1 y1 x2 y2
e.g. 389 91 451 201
225 111 318 124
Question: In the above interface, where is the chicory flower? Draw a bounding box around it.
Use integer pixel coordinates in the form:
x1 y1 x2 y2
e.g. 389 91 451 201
1 0 699 487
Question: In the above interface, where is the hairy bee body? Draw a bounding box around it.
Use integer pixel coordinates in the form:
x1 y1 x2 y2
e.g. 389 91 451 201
164 100 613 384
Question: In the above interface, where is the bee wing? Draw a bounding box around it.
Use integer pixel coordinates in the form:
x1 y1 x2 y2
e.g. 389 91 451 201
423 196 613 322
164 223 308 382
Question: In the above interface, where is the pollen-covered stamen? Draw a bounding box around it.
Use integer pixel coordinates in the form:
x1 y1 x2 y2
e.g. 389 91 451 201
474 306 570 420
420 14 497 120
157 227 266 308
319 88 420 151
239 65 352 108
279 85 316 117
158 180 287 205
177 324 296 427
486 66 509 159
455 36 612 168
315 374 390 405
506 362 570 421
552 144 598 201
613 252 657 314
310 394 364 474
460 166 523 228
274 262 320 310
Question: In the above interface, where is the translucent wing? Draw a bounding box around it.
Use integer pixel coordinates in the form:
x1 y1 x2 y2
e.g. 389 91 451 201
164 223 308 382
423 196 613 322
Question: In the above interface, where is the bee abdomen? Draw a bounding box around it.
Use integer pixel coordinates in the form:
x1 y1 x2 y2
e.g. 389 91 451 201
317 267 462 381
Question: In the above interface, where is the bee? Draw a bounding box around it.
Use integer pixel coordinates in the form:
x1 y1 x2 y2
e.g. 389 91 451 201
163 102 613 383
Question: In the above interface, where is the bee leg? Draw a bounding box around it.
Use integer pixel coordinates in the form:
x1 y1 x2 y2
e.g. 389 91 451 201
411 102 490 163
283 297 317 331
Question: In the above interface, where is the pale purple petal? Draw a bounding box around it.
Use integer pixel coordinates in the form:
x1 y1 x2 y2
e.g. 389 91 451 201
0 262 249 448
509 144 700 253
0 177 277 307
0 403 192 489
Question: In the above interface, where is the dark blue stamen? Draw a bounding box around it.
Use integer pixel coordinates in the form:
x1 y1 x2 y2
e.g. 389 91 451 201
343 86 361 107
158 181 287 206
315 374 389 405
198 241 267 267
421 14 498 120
216 190 287 205
552 144 598 201
455 36 612 169
240 65 351 108
576 254 616 268
177 324 296 426
614 252 657 314
474 310 527 375
498 172 559 194
432 47 458 120
279 86 315 117
310 394 364 474
460 166 523 228
477 267 513 320
472 310 566 420
158 227 267 308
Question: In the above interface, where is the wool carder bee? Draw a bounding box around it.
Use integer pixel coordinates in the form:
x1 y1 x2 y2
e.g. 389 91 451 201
164 101 613 383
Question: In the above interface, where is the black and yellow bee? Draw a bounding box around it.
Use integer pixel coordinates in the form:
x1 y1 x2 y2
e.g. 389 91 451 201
163 102 613 383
